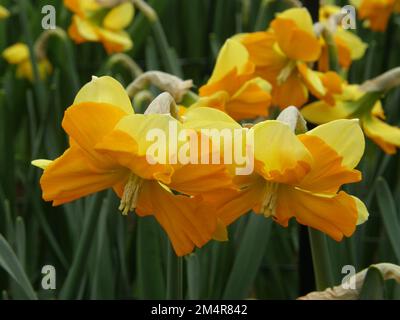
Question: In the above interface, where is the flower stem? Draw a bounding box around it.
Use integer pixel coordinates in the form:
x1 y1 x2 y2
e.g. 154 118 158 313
308 228 334 291
166 242 184 299
133 0 181 76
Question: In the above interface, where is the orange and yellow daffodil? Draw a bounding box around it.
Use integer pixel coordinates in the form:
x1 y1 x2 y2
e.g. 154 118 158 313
184 107 369 240
32 76 235 256
0 5 10 19
353 0 400 32
237 8 342 108
195 39 272 121
64 0 134 54
302 84 400 154
2 43 52 81
318 5 367 72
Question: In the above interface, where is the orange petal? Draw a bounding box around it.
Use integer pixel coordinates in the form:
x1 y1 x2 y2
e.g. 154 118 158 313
272 71 308 108
136 181 217 256
271 18 321 62
40 146 126 206
297 134 361 194
227 78 272 120
252 120 312 184
62 102 128 169
275 186 358 241
168 163 235 196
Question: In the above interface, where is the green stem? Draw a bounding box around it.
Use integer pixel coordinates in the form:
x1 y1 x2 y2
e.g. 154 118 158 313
166 242 183 299
308 228 334 291
133 0 181 76
322 27 340 72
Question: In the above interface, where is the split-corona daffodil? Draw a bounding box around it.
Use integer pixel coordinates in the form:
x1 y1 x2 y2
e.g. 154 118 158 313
2 43 52 81
196 39 272 121
237 8 342 108
302 84 400 154
318 5 367 72
32 76 233 256
184 107 369 240
64 0 134 54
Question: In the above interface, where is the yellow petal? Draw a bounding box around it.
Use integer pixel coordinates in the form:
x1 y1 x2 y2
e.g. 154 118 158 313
353 196 369 225
301 100 354 124
71 15 99 41
252 120 312 184
297 63 326 97
208 39 251 84
319 5 341 21
362 113 400 154
189 91 230 114
2 43 29 64
31 159 53 170
335 29 367 60
103 2 134 30
73 76 133 114
305 119 365 169
97 28 133 54
182 106 241 130
276 8 315 34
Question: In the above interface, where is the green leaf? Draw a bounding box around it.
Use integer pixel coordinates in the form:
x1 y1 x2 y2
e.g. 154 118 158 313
223 213 272 299
136 216 166 299
359 267 385 300
376 177 400 263
0 233 37 300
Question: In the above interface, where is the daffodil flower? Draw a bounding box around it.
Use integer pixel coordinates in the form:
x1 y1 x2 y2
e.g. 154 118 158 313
2 43 52 81
184 107 369 240
195 39 272 121
64 0 134 54
302 84 400 154
237 8 342 108
352 0 400 32
0 5 10 19
318 5 367 72
32 76 234 256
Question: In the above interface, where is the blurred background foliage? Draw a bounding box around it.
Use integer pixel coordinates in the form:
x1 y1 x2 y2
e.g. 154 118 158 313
0 0 399 299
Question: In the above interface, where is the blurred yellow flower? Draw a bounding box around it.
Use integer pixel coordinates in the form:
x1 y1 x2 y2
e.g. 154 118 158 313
184 108 369 240
318 5 367 72
302 84 400 154
353 0 400 31
32 76 233 256
0 5 10 19
64 0 134 54
196 39 272 120
238 8 342 108
2 43 52 81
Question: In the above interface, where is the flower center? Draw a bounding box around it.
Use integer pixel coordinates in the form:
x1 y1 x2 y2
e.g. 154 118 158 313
277 60 297 85
261 181 279 217
119 174 143 215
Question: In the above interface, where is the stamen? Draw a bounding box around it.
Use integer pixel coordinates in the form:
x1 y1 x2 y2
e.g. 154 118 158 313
261 181 279 217
119 174 143 215
277 60 297 85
